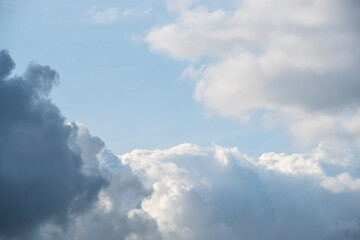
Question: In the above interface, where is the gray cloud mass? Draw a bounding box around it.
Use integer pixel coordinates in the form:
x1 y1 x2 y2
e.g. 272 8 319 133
0 50 107 239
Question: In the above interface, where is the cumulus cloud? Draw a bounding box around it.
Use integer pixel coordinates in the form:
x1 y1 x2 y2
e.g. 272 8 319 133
116 143 360 240
322 173 360 193
0 50 107 239
146 0 360 146
33 124 161 240
11 116 357 240
40 138 360 240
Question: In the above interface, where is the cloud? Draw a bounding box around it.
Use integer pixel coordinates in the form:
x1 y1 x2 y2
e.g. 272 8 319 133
88 6 152 23
146 0 360 146
0 50 107 239
37 139 360 239
116 143 360 240
322 173 360 193
34 124 161 240
15 120 358 240
0 50 161 240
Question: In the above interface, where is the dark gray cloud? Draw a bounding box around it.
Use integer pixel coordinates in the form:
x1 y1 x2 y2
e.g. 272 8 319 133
0 49 107 239
33 125 160 240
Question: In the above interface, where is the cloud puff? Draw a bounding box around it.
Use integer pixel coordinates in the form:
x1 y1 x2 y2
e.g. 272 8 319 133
0 50 107 239
146 0 360 145
116 143 360 240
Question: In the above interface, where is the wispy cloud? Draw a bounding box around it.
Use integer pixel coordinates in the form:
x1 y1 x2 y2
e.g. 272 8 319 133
88 6 152 23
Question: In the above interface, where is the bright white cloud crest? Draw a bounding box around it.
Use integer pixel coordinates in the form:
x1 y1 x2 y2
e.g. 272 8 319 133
147 0 360 145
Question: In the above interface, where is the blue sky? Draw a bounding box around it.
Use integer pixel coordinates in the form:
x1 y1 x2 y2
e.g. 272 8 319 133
0 0 290 156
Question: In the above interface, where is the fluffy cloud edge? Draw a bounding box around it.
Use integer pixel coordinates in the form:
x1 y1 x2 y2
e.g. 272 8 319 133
145 0 360 148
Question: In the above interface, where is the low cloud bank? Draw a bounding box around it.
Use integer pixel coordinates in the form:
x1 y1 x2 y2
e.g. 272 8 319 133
115 143 360 240
32 128 360 240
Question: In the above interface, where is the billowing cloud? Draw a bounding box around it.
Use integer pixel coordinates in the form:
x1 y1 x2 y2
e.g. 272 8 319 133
0 50 107 239
146 0 360 146
33 137 360 240
32 123 161 240
13 117 357 240
115 143 360 240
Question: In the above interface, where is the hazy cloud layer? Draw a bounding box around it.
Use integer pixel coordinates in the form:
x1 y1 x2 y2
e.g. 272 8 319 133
0 50 107 239
146 0 360 146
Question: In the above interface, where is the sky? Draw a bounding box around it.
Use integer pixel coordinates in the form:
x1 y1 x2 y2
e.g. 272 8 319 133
1 0 360 239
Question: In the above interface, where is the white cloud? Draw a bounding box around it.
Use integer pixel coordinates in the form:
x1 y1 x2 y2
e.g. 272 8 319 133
116 142 360 239
32 124 360 239
322 173 360 193
146 0 360 146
